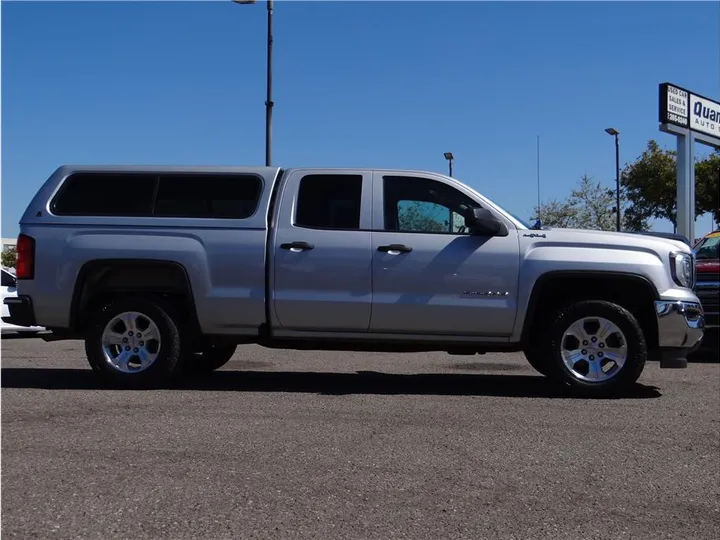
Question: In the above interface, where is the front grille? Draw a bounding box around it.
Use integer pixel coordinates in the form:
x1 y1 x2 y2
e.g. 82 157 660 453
697 291 720 313
697 272 720 282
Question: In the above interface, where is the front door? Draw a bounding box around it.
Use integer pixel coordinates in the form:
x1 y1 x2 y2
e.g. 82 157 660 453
369 172 520 337
272 170 374 332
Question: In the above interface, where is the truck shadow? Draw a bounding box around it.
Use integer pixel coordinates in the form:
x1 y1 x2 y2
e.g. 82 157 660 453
1 367 661 400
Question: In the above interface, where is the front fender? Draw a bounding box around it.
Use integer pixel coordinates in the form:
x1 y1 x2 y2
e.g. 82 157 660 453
510 243 667 342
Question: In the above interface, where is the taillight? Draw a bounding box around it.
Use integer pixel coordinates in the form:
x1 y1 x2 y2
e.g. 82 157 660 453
16 234 35 280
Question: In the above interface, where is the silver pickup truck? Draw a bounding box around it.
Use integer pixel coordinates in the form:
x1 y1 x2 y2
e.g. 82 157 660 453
4 165 705 396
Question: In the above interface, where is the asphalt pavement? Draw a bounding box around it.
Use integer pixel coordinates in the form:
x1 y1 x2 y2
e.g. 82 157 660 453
2 337 719 539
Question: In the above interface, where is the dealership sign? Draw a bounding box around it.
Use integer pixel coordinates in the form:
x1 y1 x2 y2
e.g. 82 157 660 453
658 82 719 258
659 83 720 139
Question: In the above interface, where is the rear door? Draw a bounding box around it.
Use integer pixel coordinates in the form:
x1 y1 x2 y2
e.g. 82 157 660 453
271 170 373 332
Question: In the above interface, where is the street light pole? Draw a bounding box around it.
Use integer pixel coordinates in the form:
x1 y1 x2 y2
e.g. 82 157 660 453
443 152 454 177
605 128 621 231
265 0 273 167
614 134 620 232
233 0 274 166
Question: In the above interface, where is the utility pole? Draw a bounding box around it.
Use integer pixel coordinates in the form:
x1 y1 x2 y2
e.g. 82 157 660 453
605 127 621 231
233 0 274 166
264 0 273 166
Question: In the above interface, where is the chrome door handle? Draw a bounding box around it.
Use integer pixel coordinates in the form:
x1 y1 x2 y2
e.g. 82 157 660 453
280 241 314 252
377 244 413 254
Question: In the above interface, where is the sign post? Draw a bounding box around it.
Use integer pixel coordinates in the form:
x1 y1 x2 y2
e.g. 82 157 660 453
658 83 720 243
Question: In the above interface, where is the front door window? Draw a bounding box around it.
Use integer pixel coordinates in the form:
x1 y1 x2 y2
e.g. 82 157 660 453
383 175 480 235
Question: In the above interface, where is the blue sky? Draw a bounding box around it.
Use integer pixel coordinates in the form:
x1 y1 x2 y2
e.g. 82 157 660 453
2 0 719 237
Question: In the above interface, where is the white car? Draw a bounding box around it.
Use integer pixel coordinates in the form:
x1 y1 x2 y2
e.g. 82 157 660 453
1 267 45 335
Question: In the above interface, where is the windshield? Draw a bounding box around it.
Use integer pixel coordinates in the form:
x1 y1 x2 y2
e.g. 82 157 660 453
506 211 535 230
460 188 530 230
694 233 720 260
440 174 530 230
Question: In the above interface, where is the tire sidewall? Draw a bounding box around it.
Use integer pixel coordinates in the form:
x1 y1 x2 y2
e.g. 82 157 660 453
548 300 647 393
523 348 550 376
85 296 182 388
184 343 237 374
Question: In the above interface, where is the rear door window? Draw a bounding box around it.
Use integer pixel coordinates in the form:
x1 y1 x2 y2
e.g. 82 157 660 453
295 174 363 230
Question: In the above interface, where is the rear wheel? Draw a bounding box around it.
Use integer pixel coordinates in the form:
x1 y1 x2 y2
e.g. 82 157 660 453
544 300 647 396
84 296 183 388
183 342 237 374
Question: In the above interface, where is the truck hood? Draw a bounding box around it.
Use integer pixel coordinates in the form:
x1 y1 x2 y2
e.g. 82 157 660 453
527 227 692 254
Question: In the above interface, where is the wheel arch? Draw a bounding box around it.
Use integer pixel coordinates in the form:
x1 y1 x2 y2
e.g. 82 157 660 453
520 270 660 351
70 258 200 336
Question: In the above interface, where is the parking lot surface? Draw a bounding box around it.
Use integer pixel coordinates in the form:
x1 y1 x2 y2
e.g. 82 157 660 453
2 337 719 539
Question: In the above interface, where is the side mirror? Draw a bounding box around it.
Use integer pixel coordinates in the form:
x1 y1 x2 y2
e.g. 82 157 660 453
464 207 509 237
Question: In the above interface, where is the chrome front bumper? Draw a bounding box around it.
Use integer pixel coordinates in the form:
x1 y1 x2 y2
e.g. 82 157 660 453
654 301 704 368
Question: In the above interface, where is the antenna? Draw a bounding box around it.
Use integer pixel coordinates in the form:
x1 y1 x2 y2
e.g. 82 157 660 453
536 135 541 211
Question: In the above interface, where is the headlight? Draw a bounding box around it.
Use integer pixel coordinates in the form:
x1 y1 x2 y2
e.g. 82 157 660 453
670 251 694 288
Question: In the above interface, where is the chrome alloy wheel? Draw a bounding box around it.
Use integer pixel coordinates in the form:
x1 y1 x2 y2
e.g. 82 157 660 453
560 316 628 382
101 311 162 373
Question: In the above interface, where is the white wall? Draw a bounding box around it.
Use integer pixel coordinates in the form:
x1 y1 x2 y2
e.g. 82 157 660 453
2 238 18 251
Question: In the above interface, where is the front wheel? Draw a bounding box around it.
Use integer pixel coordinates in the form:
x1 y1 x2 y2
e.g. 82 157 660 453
545 300 647 396
523 348 551 376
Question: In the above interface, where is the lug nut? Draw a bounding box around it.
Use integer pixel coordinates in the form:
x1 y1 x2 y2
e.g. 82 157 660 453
139 341 144 346
133 348 139 353
125 346 131 351
137 333 142 338
581 349 587 355
122 338 128 343
598 352 604 358
582 340 588 346
591 337 597 343
128 331 134 337
599 343 605 348
589 355 595 361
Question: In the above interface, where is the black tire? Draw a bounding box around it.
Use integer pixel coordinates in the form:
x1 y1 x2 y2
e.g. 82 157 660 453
544 300 647 396
523 348 551 376
524 317 554 376
84 295 184 388
183 343 237 374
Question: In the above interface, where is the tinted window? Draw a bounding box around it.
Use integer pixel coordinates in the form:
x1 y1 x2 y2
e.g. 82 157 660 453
295 174 363 230
396 200 466 233
1 269 16 287
51 173 156 216
154 174 262 219
383 176 480 234
694 234 720 260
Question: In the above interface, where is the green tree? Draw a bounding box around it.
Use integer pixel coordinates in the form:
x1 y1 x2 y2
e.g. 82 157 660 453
696 151 720 226
532 174 647 231
398 201 453 232
621 141 719 230
531 199 578 229
2 247 17 268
